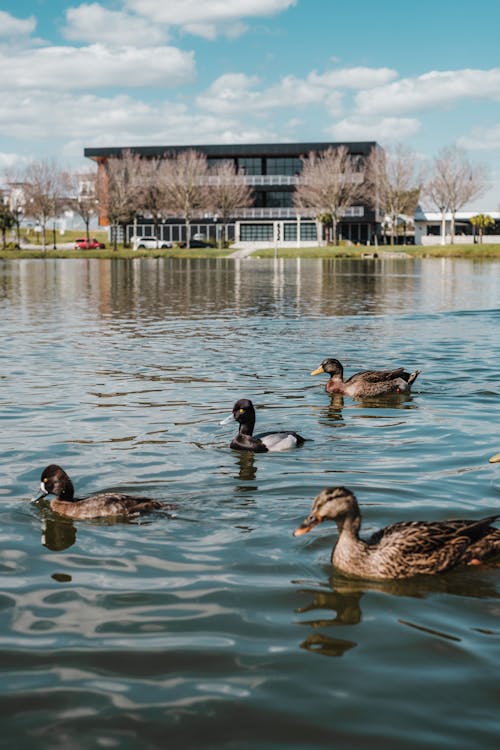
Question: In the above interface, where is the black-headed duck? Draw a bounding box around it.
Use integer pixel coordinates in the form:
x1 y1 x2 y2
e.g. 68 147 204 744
294 486 500 580
220 398 305 452
32 464 172 520
311 358 420 397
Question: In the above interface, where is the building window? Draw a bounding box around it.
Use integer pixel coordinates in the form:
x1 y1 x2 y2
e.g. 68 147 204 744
266 191 293 208
237 158 262 175
266 157 303 175
240 223 274 241
283 223 317 240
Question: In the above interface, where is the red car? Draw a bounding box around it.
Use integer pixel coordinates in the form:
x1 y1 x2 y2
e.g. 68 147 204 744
74 237 106 249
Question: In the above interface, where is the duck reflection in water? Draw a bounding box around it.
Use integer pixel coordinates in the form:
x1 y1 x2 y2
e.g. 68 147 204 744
294 569 500 658
41 513 77 551
235 451 257 483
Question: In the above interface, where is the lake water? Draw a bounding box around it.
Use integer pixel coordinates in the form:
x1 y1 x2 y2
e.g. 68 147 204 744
1 256 499 749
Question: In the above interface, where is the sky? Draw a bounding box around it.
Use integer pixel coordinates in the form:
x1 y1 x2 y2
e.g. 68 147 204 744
1 0 500 209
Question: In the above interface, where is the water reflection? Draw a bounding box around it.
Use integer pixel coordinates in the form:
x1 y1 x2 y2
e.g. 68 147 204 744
295 568 500 657
41 513 77 551
3 257 499 324
234 452 257 483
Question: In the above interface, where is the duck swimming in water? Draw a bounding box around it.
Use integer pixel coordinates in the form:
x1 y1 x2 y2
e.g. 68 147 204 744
220 398 305 452
32 464 172 520
294 486 500 580
310 358 420 397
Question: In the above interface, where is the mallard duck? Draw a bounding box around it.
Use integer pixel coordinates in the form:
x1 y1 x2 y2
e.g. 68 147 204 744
220 398 305 452
310 358 420 397
32 464 173 520
294 486 500 580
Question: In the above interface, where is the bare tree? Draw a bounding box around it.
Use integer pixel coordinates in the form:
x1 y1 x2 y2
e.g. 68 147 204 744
294 146 365 245
160 150 211 248
206 160 253 246
364 144 421 246
135 156 169 247
425 146 488 244
65 169 100 244
21 158 68 251
104 150 144 250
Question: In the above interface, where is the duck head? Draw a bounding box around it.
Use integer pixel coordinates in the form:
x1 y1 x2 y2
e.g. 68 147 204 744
220 398 256 431
294 487 359 536
310 359 343 378
32 464 75 502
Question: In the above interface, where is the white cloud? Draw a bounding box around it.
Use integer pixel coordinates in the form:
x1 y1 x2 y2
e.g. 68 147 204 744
0 151 30 171
63 3 168 46
309 67 398 89
0 44 195 90
0 11 36 38
458 125 500 151
124 0 296 37
197 65 399 116
329 116 421 142
0 89 279 154
356 69 500 116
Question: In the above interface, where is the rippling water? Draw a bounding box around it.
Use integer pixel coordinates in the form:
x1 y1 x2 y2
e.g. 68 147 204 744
1 257 499 749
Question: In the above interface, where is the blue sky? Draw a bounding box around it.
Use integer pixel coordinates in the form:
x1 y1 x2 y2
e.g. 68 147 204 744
1 0 500 208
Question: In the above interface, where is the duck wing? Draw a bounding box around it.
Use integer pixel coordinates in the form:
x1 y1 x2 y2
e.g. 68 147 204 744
81 492 166 516
346 368 407 385
367 516 500 575
257 431 305 452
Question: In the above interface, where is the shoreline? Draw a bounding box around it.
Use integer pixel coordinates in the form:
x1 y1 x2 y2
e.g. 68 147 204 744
1 243 500 261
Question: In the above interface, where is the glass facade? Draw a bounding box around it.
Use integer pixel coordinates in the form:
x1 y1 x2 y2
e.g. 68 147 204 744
266 157 302 175
266 191 293 208
283 223 317 241
240 224 274 241
237 158 262 175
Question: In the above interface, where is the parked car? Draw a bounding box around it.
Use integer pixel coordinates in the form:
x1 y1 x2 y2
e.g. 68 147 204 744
189 238 212 248
132 236 172 249
74 237 106 249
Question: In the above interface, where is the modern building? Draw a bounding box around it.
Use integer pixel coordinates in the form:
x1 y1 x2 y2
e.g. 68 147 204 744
84 141 381 246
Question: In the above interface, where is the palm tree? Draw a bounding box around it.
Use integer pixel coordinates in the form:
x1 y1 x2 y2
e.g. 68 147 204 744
469 213 495 243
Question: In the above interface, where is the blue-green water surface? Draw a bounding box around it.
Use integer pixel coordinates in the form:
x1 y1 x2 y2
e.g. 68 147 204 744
0 257 499 749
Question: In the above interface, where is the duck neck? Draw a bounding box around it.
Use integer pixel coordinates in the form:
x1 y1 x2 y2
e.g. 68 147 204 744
57 480 75 502
333 515 365 567
239 417 255 437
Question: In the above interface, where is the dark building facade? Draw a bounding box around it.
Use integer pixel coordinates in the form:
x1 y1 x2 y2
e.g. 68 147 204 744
84 141 381 245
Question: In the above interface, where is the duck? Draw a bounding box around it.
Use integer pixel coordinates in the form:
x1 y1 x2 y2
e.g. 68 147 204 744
32 464 173 520
220 398 305 452
293 486 500 580
310 358 420 397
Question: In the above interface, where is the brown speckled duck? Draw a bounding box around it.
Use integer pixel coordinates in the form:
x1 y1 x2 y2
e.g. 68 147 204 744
310 358 420 397
294 487 500 580
32 464 172 520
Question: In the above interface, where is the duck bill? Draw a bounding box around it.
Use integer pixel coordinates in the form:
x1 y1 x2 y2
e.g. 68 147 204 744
293 513 321 536
489 453 500 464
31 483 48 502
220 413 236 426
310 366 324 376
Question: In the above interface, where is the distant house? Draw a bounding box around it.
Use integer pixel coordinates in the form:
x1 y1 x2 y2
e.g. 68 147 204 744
415 207 500 244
